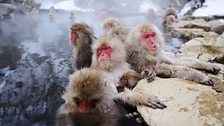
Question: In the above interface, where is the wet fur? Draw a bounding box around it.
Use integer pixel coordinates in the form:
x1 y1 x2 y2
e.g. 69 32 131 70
56 68 147 126
70 23 95 69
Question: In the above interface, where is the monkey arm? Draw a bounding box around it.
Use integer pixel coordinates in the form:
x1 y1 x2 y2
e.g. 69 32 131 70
159 50 220 74
116 88 166 109
158 50 176 64
156 63 214 86
172 57 221 74
120 70 142 88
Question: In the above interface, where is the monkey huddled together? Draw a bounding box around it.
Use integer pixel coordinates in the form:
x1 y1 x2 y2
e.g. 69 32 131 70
56 17 221 126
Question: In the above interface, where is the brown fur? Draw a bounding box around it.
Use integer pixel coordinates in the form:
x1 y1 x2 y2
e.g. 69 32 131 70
164 7 177 18
91 36 166 109
163 7 177 27
56 68 118 126
126 23 220 85
101 17 129 43
56 68 151 126
126 23 163 73
70 23 95 69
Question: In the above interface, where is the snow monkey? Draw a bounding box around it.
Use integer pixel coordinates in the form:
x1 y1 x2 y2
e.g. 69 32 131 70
70 23 96 69
55 68 153 126
101 17 129 43
91 36 166 108
126 23 221 86
92 36 154 88
163 7 177 27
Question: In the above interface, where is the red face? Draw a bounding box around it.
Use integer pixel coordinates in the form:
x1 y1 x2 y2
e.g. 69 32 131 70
141 31 157 52
78 100 90 113
74 98 91 113
70 31 78 46
97 45 112 63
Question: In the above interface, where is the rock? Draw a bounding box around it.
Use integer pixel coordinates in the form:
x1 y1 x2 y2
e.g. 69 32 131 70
171 28 218 40
178 37 224 63
30 8 39 15
136 78 224 126
183 15 215 21
168 19 220 40
209 20 224 34
0 3 16 18
18 0 37 15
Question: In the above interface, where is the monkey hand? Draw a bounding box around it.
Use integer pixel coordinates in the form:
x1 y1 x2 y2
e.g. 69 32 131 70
207 64 221 74
145 95 167 109
141 69 156 82
199 77 214 86
116 88 167 109
119 75 128 87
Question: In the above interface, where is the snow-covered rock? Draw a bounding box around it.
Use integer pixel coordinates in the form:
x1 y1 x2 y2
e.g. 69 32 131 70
193 0 224 16
136 78 224 126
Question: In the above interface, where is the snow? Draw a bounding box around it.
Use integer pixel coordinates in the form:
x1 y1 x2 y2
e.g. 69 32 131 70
180 2 193 17
139 1 161 13
39 0 94 12
193 0 224 16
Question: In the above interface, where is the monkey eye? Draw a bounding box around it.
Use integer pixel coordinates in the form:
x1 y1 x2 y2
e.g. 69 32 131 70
150 32 156 37
142 33 150 38
91 98 101 106
73 97 81 105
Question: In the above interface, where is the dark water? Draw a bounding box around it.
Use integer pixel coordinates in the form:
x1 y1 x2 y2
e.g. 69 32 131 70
0 10 183 126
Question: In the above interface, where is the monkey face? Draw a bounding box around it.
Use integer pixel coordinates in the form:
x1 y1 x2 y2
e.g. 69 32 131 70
70 31 78 46
141 31 158 53
97 45 113 69
73 97 101 113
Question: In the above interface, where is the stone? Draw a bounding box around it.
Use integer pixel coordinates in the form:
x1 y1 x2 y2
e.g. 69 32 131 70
136 78 224 126
178 37 224 63
169 19 223 40
171 28 218 40
0 3 16 17
209 20 224 34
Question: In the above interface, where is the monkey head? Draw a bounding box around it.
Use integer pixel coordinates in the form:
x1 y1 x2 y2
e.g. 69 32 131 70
69 23 94 46
127 23 165 55
63 68 104 113
165 7 177 19
102 17 123 34
91 36 126 70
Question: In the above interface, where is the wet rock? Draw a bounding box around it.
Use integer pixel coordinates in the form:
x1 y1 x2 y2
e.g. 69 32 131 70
209 20 224 34
0 3 16 19
178 37 224 63
136 78 224 126
0 53 73 126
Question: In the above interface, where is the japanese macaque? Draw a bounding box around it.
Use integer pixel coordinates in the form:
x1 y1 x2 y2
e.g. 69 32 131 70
48 6 55 22
91 36 166 108
49 6 55 17
126 23 221 86
163 8 177 27
101 17 129 43
69 10 75 20
70 23 95 69
146 8 156 23
55 68 151 126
